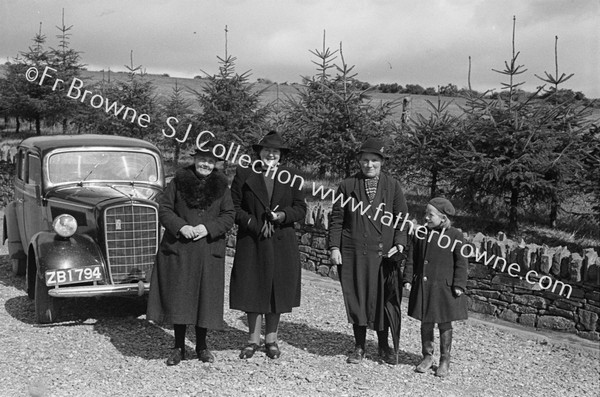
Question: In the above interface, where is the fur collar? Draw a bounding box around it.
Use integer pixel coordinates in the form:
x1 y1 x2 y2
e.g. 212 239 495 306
175 165 228 209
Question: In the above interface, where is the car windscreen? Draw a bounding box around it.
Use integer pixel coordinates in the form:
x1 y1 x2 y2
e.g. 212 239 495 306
47 150 160 185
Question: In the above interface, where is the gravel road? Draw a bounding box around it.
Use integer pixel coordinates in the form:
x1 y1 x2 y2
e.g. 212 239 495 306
0 250 599 397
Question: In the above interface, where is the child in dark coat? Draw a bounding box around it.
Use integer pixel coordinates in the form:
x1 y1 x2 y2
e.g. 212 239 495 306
404 197 468 377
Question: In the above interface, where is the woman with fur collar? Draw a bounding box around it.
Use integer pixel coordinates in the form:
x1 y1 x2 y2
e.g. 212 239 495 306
147 143 235 366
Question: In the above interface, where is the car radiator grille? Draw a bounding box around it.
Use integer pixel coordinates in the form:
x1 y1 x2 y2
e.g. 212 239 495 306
104 204 158 284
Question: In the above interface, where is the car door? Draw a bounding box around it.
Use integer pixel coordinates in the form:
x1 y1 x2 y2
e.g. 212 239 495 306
14 148 28 246
22 152 45 245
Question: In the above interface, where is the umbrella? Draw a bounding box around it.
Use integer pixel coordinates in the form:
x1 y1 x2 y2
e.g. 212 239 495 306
381 250 407 365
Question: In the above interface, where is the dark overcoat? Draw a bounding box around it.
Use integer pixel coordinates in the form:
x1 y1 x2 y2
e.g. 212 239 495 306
327 172 408 330
229 165 307 314
406 226 469 323
147 166 235 329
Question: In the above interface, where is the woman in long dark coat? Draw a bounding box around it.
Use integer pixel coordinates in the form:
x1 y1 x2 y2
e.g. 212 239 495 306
405 197 468 377
328 138 409 364
147 145 235 366
229 131 306 360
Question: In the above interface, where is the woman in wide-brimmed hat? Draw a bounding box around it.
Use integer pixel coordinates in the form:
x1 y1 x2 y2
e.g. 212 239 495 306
229 131 307 360
147 142 235 366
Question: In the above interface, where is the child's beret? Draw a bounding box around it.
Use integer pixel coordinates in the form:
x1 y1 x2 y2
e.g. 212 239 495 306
428 197 456 216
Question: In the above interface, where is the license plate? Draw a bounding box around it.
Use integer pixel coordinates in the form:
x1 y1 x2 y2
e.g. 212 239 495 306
45 265 103 286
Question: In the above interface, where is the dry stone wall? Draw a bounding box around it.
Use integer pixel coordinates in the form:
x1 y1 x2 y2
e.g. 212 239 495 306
227 205 600 342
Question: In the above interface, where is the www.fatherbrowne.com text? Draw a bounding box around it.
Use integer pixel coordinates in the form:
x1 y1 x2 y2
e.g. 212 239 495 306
24 65 574 299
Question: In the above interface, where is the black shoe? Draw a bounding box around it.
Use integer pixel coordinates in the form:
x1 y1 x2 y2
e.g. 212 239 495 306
239 343 260 359
379 346 399 365
197 348 215 363
166 347 184 366
265 342 281 359
346 346 365 364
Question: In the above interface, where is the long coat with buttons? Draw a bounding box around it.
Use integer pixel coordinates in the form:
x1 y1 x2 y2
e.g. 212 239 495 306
229 165 307 314
147 166 235 329
328 172 408 330
406 226 469 323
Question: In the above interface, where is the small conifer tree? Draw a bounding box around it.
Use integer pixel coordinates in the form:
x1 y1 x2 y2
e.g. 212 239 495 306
0 23 52 134
162 80 192 164
400 96 464 197
48 9 85 133
456 17 595 232
282 31 400 178
191 26 270 150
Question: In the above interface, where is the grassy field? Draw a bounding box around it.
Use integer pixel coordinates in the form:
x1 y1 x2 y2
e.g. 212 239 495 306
79 69 598 123
79 69 469 123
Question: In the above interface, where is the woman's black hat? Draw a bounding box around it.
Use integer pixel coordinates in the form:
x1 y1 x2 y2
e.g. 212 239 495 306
252 131 290 153
357 138 389 159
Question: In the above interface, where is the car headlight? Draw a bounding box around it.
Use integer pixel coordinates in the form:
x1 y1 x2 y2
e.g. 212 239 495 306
52 214 78 238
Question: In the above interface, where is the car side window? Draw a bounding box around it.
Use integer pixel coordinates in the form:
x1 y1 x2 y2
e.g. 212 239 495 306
16 149 27 182
28 154 41 185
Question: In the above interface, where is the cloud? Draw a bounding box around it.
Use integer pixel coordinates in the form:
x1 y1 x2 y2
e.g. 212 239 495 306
1 0 598 97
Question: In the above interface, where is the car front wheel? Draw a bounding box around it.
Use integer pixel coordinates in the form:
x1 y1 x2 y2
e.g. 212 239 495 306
35 276 57 324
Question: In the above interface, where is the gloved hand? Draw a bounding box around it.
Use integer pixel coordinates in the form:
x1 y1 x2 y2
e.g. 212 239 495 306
260 220 275 239
266 211 285 224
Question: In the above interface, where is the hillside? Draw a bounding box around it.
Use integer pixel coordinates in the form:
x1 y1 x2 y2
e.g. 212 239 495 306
2 65 596 123
79 69 468 123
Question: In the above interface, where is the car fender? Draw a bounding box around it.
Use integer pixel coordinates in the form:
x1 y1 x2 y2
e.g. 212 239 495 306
29 232 107 280
3 201 25 260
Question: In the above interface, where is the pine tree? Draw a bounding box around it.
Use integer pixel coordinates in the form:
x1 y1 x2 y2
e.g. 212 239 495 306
579 126 600 223
533 36 596 227
400 96 464 197
116 53 159 139
0 23 52 134
48 9 85 133
73 53 160 140
162 80 192 164
456 17 594 232
282 31 400 178
191 26 270 150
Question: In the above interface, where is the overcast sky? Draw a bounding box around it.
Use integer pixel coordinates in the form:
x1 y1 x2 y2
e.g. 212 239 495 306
1 0 599 98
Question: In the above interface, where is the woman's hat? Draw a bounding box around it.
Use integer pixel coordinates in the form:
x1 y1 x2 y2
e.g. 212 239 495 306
252 131 290 153
357 138 389 159
428 197 456 216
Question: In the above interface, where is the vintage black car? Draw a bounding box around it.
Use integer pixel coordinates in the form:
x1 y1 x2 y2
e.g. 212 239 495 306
3 134 165 323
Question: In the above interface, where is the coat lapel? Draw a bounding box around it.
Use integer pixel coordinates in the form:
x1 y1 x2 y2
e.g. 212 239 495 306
422 228 433 260
357 173 387 233
347 176 368 221
271 170 286 209
368 174 389 232
245 171 270 209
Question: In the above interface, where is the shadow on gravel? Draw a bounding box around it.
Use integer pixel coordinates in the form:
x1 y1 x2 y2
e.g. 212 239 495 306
94 319 250 361
94 317 178 360
4 295 36 323
279 320 422 365
279 320 354 356
4 293 149 324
